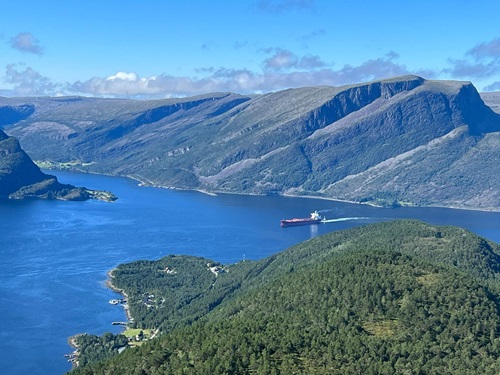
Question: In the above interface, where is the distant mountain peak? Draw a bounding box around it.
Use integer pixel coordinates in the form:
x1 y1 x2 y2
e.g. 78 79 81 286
2 76 499 210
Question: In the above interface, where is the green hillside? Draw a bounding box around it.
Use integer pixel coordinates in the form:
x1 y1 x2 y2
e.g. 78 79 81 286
70 220 500 374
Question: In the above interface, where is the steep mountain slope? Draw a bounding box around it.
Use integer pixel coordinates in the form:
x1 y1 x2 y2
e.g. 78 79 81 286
0 129 114 201
4 76 500 210
0 102 35 127
481 92 500 114
0 129 85 200
71 220 500 374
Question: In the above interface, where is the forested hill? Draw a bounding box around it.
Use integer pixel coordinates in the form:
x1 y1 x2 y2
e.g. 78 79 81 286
71 220 500 374
3 75 500 210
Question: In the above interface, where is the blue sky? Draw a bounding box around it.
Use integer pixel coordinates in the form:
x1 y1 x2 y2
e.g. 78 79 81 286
1 0 500 98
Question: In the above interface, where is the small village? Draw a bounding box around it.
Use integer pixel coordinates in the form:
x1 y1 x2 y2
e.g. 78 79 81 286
65 261 229 366
65 328 157 367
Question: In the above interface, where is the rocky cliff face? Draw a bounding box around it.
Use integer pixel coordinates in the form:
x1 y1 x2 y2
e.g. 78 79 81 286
3 76 500 210
0 131 47 195
0 129 108 200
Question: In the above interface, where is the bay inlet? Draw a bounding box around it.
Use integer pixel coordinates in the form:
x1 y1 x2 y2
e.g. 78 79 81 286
0 170 499 374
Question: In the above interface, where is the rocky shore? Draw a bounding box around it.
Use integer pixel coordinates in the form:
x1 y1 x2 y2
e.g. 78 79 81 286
65 333 83 368
105 270 133 322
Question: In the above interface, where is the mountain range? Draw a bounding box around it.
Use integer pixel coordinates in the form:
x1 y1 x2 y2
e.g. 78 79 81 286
2 75 499 210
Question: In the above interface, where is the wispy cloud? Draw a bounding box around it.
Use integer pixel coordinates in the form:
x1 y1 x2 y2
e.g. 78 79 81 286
484 81 500 91
233 41 249 50
331 52 409 83
298 28 326 47
467 38 500 60
9 32 44 55
262 48 327 71
446 59 499 79
201 41 216 51
445 37 500 82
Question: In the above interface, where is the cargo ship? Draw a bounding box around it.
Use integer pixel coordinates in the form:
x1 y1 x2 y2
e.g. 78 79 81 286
280 211 324 227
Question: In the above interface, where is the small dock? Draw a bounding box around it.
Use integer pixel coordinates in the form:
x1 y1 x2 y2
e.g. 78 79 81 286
109 298 126 305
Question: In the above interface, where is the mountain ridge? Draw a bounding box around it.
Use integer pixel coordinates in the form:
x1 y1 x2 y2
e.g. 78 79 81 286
2 75 499 210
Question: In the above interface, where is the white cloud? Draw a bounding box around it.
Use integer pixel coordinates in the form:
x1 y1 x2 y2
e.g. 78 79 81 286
65 51 413 98
4 63 58 96
9 32 44 55
106 72 140 81
2 50 429 98
71 73 161 97
263 49 297 70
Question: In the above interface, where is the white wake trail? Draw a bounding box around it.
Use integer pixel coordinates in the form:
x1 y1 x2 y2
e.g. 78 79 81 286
322 217 370 223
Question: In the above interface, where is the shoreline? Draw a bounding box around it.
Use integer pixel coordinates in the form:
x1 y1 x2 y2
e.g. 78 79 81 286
126 174 218 197
42 165 500 213
132 176 500 213
106 270 133 322
66 333 83 369
65 271 133 370
67 334 81 349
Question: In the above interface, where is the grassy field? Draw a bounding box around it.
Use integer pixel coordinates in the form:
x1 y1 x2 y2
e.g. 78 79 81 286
122 328 153 347
34 160 95 170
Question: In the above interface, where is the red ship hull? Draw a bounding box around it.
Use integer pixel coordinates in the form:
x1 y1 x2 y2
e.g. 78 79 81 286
280 218 322 227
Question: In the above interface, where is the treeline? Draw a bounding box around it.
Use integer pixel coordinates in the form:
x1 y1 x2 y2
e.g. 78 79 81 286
109 255 260 332
70 220 500 374
74 333 128 367
72 248 500 374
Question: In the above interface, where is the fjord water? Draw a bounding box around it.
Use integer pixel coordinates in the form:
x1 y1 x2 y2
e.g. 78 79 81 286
1 171 499 375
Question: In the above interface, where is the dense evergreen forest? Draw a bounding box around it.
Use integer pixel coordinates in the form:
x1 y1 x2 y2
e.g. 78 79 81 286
70 220 500 374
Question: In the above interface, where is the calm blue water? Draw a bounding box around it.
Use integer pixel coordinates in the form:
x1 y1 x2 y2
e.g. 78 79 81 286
1 170 499 374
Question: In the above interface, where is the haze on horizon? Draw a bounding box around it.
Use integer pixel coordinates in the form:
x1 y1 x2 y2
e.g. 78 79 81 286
1 0 500 99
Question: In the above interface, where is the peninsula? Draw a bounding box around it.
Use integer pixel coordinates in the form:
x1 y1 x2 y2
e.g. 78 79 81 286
0 129 116 201
69 220 500 374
